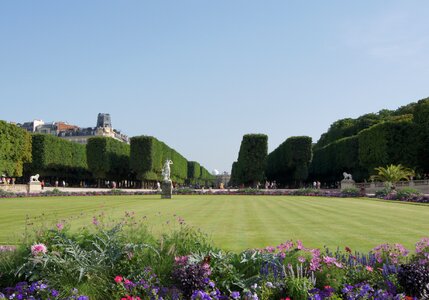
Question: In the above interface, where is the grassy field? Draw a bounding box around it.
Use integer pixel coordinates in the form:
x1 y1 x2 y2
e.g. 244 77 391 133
0 195 428 252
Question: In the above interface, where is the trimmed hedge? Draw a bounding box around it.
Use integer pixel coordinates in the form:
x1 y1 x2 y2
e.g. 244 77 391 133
130 136 188 183
87 137 130 181
231 134 268 186
187 161 201 183
26 134 88 179
199 166 215 185
266 136 312 186
310 135 366 182
0 121 32 177
358 119 418 174
413 98 429 173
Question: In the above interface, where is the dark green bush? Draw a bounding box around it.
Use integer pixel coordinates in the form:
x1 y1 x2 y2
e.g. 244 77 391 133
266 136 312 186
231 134 268 186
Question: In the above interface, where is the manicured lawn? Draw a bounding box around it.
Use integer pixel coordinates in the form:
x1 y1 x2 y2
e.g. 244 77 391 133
0 195 428 252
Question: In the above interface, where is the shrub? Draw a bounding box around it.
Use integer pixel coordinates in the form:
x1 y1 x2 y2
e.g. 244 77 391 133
340 188 361 197
395 187 422 200
398 263 429 298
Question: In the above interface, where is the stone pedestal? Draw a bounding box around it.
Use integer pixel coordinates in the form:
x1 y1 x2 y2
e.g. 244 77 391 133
341 179 356 190
161 180 172 199
28 182 42 193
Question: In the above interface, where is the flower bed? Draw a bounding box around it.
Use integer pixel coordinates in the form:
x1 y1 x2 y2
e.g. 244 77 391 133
1 216 428 300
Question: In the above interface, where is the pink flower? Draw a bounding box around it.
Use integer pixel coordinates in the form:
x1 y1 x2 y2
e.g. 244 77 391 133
366 266 373 272
298 256 306 263
31 243 47 256
297 240 304 250
92 216 99 226
323 256 336 265
114 275 123 283
174 255 188 265
56 223 64 231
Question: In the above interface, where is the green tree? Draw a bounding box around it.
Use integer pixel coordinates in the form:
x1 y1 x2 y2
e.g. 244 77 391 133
266 136 312 186
130 136 189 184
0 121 32 177
26 134 88 181
87 137 130 185
234 134 268 186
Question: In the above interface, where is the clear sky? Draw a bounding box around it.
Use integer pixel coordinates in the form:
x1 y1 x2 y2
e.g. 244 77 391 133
1 1 428 173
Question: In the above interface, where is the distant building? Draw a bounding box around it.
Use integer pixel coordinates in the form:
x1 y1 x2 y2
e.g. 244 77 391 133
215 171 231 188
19 113 129 144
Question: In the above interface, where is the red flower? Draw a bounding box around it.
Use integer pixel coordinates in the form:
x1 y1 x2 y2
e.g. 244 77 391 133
114 275 123 283
345 246 352 253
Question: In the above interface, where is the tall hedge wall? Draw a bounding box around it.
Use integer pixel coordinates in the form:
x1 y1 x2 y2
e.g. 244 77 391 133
26 134 88 179
266 136 312 185
310 135 367 182
187 161 201 183
87 137 130 181
413 98 429 173
199 166 215 184
358 119 418 174
231 134 268 186
0 121 32 177
130 136 188 183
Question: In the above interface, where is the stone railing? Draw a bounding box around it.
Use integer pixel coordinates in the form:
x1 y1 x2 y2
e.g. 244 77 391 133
0 184 29 193
356 180 429 194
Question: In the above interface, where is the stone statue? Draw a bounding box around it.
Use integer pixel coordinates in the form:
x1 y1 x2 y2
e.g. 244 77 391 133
343 172 353 181
29 174 40 182
162 159 173 181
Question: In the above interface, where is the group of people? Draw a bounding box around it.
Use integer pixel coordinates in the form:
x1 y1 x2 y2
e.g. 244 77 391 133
0 177 14 185
313 181 321 189
264 181 277 189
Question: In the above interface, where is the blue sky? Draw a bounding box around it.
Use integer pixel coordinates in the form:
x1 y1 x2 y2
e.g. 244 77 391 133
1 1 428 173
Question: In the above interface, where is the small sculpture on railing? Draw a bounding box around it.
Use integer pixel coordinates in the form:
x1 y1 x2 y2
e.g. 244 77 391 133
29 174 40 183
342 172 353 181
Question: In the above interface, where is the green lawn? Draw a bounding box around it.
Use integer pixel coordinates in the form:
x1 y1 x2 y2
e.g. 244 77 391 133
0 195 428 252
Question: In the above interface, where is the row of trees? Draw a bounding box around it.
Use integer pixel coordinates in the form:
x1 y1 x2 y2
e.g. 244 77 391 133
266 136 312 186
129 136 214 187
230 98 428 187
230 134 313 187
1 123 214 187
0 121 32 178
311 98 429 182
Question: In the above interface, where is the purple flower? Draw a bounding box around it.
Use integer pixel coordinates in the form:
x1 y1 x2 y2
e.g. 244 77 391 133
230 291 240 299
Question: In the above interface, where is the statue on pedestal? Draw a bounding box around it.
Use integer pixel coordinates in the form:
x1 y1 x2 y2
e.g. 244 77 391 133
161 160 173 199
341 172 355 190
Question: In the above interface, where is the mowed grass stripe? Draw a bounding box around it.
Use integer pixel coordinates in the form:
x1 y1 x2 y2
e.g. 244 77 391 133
0 195 428 252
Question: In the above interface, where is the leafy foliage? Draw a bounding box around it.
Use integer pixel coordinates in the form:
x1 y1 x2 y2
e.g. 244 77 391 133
187 161 201 183
311 136 367 182
231 134 268 186
0 121 32 177
358 119 418 173
266 136 312 186
370 164 415 186
130 136 188 183
87 137 130 181
25 134 88 179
